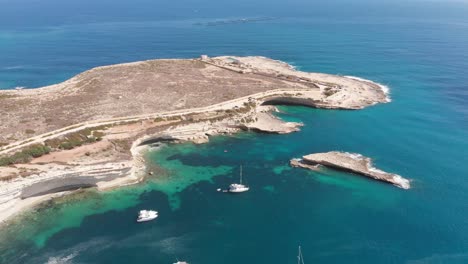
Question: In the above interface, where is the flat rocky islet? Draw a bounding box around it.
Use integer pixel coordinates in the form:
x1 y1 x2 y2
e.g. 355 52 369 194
0 55 392 224
290 151 410 189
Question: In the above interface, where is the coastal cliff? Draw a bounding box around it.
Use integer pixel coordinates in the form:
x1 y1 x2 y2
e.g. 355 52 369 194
290 151 410 189
0 56 392 224
0 56 390 146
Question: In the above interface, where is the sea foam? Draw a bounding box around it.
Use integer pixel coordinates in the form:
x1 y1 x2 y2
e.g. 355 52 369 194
344 75 392 102
343 152 365 161
392 175 411 189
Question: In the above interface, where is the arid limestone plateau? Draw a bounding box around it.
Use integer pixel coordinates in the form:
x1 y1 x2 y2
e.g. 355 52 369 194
0 56 393 224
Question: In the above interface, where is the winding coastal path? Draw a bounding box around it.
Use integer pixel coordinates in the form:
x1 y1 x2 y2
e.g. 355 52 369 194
0 88 315 156
0 56 391 224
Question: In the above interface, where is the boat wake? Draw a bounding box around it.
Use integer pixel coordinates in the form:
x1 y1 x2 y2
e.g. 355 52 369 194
152 234 195 255
35 238 111 264
2 65 25 70
193 17 277 26
46 252 78 264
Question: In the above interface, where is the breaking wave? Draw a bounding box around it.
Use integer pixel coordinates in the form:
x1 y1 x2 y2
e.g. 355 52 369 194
344 75 392 102
343 152 365 161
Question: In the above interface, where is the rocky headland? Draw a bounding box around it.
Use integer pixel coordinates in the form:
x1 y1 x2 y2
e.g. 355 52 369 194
0 56 392 224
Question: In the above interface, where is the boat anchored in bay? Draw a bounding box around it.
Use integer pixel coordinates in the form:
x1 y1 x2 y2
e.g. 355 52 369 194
137 210 158 222
228 165 249 193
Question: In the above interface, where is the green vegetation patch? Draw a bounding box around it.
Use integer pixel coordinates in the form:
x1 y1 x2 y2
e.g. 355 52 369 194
154 117 165 122
0 125 110 167
25 129 35 134
0 144 51 166
0 94 15 100
45 127 105 150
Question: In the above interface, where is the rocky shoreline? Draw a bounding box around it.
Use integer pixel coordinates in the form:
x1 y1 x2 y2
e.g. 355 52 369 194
0 97 308 224
0 56 392 225
290 151 410 189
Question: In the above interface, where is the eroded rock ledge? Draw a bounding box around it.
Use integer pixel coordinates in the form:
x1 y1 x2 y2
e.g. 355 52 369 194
0 55 392 224
0 55 390 145
290 151 410 189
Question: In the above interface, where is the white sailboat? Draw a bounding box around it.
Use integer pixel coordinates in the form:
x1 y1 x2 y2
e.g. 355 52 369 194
297 246 305 264
228 165 249 193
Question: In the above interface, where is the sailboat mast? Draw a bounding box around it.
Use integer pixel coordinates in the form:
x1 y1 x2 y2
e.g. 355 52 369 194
297 246 301 264
297 246 305 264
240 165 243 184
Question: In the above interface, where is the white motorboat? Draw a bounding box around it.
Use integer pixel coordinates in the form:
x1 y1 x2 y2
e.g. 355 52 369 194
137 210 158 222
173 258 189 264
228 165 249 193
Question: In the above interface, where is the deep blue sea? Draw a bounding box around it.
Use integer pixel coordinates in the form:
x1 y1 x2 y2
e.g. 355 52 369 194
1 0 468 263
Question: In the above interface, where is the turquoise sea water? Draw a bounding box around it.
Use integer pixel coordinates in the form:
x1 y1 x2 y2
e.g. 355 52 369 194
1 0 468 263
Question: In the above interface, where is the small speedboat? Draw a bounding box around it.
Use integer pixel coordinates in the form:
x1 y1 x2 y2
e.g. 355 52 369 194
137 210 158 222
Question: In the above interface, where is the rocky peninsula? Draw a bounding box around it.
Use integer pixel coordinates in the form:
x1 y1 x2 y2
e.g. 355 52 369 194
290 151 410 189
0 56 391 224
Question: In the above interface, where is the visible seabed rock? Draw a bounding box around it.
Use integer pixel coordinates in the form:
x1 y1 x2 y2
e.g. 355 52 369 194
290 151 410 189
0 55 393 225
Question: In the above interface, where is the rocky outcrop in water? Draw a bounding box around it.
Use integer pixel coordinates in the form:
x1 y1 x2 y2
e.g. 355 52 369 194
242 112 303 134
290 151 410 189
